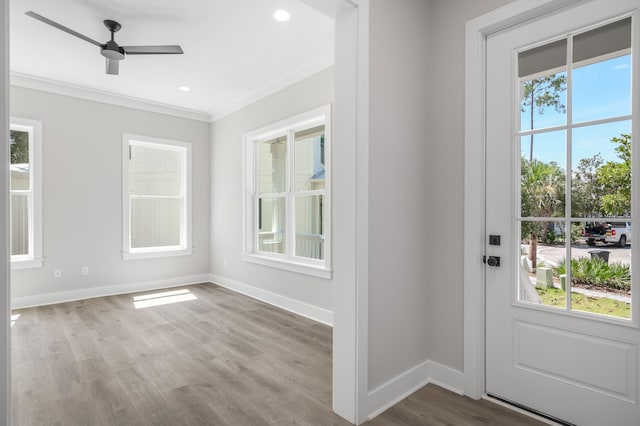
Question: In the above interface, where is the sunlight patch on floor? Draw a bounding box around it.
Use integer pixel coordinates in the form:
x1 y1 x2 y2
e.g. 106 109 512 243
133 289 197 309
11 314 20 327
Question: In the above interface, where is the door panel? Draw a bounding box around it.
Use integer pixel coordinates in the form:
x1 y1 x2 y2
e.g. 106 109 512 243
485 1 640 424
513 321 636 402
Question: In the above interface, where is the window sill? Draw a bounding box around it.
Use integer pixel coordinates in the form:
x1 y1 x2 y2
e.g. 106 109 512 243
242 253 332 279
123 248 193 261
11 258 44 270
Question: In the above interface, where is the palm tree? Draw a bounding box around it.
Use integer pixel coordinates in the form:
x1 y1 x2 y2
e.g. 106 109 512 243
521 159 565 267
519 73 567 268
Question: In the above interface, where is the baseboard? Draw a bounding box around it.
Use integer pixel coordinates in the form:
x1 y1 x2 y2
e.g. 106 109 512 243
209 274 333 326
366 359 464 420
11 274 211 309
427 360 465 396
11 273 334 327
367 360 431 419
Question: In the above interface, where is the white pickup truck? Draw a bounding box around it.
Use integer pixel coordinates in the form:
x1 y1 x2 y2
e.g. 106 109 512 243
605 222 632 247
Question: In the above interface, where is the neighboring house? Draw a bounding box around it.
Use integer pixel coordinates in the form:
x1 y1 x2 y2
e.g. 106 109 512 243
257 130 325 259
9 164 28 256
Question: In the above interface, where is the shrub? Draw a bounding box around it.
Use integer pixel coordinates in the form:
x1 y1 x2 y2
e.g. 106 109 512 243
552 257 630 291
545 230 558 244
570 223 584 244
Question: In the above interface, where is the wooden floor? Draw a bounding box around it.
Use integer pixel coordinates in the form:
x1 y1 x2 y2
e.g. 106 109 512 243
11 283 544 425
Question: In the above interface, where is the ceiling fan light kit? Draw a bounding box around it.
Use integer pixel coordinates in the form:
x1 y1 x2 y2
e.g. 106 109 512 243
25 11 184 75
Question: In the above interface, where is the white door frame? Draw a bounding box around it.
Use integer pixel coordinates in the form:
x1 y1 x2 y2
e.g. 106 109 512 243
463 0 589 399
0 0 10 424
0 0 11 426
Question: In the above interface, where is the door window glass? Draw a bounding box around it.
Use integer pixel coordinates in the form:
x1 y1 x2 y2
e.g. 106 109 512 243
517 18 632 319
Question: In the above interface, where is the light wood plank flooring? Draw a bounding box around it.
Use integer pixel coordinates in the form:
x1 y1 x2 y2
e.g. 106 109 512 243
11 283 543 425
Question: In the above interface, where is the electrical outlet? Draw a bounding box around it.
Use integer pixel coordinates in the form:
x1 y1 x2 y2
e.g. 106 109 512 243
223 258 228 267
81 266 89 276
54 269 62 278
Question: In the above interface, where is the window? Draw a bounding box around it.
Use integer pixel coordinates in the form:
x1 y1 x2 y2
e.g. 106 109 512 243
122 134 192 259
243 105 331 278
517 18 633 318
10 118 43 269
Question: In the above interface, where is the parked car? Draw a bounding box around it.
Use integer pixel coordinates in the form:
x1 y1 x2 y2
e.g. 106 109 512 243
605 222 632 247
582 222 607 246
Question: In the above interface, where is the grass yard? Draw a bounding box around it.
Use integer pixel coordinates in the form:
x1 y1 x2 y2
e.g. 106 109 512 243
537 287 631 319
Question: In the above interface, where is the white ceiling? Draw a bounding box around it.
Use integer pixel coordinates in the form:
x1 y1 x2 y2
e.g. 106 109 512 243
9 0 335 120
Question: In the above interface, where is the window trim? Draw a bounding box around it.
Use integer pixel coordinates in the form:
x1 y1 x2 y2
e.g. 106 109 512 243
10 117 43 269
242 105 332 279
122 133 193 260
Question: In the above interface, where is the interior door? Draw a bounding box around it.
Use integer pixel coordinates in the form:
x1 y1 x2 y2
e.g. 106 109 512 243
485 1 640 424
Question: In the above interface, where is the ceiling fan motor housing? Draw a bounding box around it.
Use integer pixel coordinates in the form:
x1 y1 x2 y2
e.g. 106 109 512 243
101 40 125 60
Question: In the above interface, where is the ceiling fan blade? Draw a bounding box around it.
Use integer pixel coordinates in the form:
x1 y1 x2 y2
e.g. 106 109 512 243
105 58 119 75
122 45 184 55
25 11 103 48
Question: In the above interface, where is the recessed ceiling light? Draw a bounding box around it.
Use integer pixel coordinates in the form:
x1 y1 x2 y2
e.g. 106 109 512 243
274 10 290 22
179 86 191 92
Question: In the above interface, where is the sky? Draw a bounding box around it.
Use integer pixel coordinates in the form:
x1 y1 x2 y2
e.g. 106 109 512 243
520 54 631 171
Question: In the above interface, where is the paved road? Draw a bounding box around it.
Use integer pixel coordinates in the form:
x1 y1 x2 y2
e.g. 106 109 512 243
525 243 632 265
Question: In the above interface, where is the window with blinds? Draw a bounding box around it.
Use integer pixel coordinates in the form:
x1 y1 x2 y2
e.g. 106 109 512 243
122 134 192 259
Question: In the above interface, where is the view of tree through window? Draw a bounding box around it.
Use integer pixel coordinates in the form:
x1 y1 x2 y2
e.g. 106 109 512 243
10 129 29 163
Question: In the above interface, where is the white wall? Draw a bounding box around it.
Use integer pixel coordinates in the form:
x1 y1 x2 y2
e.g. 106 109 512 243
426 0 513 372
10 87 211 306
360 0 521 418
210 67 335 320
367 0 431 391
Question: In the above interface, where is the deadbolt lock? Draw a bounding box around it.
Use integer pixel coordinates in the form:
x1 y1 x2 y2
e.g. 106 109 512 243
483 255 501 267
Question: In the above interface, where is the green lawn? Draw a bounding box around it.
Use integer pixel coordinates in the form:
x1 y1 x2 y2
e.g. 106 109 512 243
537 287 631 319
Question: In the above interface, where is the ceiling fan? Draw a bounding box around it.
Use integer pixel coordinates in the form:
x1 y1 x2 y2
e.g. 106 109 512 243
25 11 184 75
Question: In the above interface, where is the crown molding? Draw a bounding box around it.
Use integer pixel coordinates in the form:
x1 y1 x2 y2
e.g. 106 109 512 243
10 72 211 122
11 54 334 124
208 54 334 122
